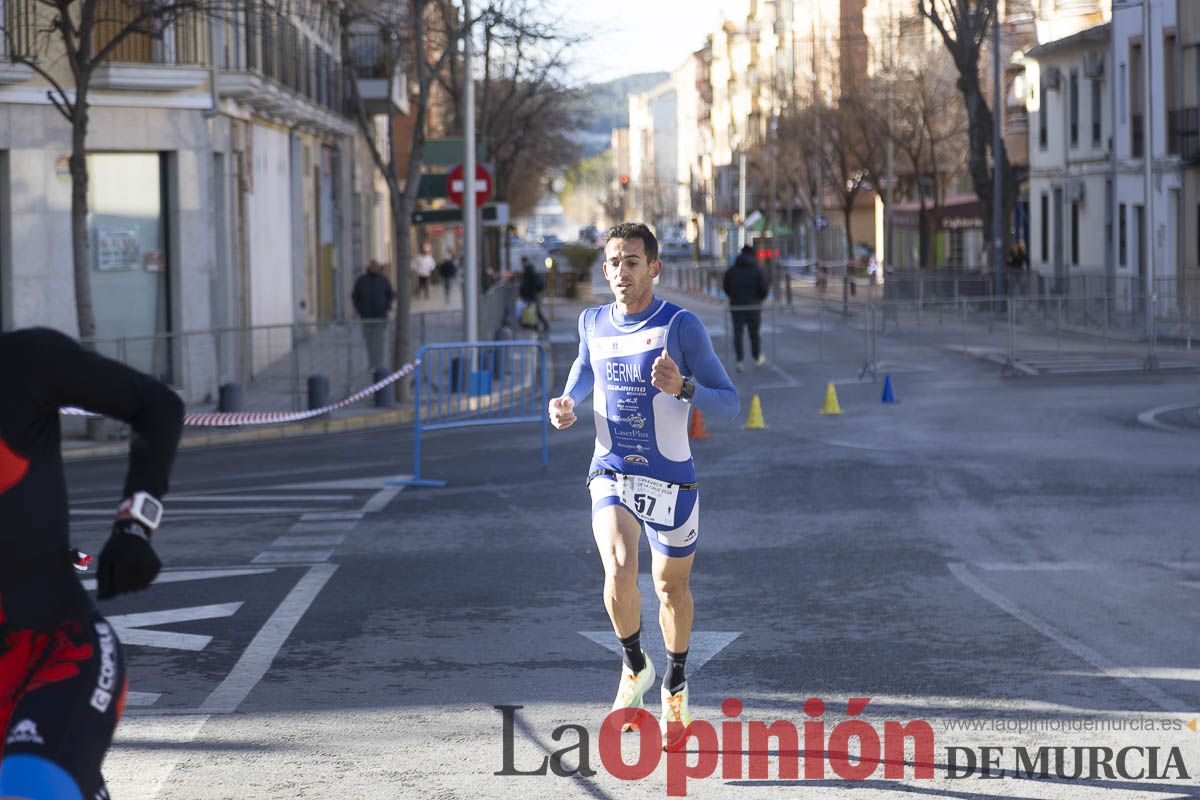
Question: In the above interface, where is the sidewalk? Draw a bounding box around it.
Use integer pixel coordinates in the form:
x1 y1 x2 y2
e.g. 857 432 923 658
62 283 596 462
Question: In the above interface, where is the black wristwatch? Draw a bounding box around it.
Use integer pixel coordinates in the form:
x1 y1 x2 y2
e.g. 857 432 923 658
675 377 696 403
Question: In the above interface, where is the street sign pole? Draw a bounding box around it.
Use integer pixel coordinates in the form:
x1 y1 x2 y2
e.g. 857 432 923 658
463 0 478 343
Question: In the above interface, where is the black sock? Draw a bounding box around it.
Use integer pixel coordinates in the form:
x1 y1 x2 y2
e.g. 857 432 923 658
665 649 688 694
619 629 646 673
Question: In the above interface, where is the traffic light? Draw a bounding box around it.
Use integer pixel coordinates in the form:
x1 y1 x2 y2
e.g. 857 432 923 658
619 175 629 189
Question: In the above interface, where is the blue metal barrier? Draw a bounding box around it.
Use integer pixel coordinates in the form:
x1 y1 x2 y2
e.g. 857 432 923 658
393 341 549 487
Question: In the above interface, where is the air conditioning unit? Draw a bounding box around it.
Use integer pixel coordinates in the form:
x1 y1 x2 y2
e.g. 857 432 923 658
1067 179 1086 203
1042 66 1062 90
1083 51 1104 79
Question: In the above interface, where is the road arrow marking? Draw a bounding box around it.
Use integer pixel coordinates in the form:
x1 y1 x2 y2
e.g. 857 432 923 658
107 602 243 651
581 574 740 674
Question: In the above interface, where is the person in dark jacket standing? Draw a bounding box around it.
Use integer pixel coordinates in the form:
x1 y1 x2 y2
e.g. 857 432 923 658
722 245 770 371
519 257 550 332
0 327 184 799
351 260 395 371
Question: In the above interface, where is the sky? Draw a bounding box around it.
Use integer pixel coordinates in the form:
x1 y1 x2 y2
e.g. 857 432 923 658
552 0 731 85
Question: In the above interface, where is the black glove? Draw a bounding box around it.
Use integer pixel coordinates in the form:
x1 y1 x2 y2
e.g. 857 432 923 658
97 520 162 600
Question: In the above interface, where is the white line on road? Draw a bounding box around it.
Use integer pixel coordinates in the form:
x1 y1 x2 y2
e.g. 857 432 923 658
252 549 333 564
360 485 405 513
72 494 355 504
270 535 345 548
1137 402 1198 433
299 511 365 521
974 561 1104 571
289 521 358 533
71 508 332 517
948 562 1190 713
80 568 275 592
200 563 337 714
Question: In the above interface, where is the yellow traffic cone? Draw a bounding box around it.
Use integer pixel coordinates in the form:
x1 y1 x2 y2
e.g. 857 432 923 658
745 394 767 429
819 383 842 415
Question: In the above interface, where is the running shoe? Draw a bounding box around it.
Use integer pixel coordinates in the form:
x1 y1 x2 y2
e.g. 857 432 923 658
755 354 767 366
659 682 692 751
610 654 655 732
736 361 744 373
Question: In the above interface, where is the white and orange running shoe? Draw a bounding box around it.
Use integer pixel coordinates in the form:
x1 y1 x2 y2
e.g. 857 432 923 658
659 682 692 751
610 654 655 732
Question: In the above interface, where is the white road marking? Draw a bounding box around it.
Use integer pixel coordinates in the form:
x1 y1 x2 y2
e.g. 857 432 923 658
299 511 365 521
1051 667 1200 682
270 534 345 548
975 561 1104 571
200 563 337 713
948 562 1190 713
107 716 210 800
289 521 358 533
72 494 355 504
252 550 333 564
125 691 161 706
1137 402 1198 433
80 568 275 592
580 575 741 674
71 508 332 517
360 485 405 513
274 475 414 490
108 603 243 651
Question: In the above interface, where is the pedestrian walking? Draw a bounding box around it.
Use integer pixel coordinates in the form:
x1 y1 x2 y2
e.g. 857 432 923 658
519 256 550 333
351 260 394 371
722 244 770 371
0 327 184 799
548 222 739 750
437 252 458 305
413 243 435 300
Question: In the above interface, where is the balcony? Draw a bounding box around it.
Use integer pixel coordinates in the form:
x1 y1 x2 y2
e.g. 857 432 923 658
89 5 208 91
1169 107 1200 164
0 0 37 83
346 32 407 116
217 1 353 135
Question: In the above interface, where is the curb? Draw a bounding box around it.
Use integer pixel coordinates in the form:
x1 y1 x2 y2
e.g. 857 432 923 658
62 407 416 462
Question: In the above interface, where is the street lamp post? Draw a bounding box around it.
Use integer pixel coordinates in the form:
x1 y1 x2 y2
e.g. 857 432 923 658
463 0 478 343
992 0 1005 302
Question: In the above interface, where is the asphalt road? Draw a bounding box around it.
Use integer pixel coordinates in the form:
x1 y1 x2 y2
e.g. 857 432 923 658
62 293 1200 799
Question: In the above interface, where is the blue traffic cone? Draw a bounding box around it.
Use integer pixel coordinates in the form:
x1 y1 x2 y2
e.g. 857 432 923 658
881 374 898 404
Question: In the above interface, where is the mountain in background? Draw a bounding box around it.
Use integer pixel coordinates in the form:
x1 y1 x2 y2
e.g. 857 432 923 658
569 71 670 158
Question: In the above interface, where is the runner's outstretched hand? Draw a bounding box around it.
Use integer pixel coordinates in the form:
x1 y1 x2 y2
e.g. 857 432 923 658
549 396 576 430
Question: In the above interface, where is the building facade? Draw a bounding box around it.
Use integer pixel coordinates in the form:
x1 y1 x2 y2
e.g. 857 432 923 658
0 0 399 401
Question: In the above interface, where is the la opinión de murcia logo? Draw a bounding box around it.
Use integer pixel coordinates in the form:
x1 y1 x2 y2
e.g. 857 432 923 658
495 698 1193 797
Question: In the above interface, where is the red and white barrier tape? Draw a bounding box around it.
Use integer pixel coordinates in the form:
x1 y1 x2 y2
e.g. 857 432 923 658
61 360 420 427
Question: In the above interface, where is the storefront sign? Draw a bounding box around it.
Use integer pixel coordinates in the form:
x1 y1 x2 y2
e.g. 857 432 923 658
97 227 141 271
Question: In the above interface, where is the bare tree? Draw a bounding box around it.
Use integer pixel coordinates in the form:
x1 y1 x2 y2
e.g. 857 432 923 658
1 0 236 340
890 50 970 266
340 0 457 395
435 0 580 221
918 0 1016 272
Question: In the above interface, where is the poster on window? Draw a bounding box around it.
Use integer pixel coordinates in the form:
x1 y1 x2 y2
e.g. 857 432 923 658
96 227 142 271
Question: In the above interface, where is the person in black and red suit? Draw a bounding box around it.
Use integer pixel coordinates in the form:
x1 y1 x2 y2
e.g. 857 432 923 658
0 327 183 799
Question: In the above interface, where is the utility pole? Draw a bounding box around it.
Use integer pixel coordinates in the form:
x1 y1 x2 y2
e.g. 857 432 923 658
1143 0 1157 367
738 146 747 250
885 0 895 270
463 0 479 342
991 0 1004 301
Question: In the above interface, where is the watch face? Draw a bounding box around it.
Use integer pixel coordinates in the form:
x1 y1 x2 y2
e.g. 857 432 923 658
138 496 163 526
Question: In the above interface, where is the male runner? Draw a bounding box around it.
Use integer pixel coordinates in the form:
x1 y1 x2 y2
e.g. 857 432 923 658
548 222 738 748
1 328 183 799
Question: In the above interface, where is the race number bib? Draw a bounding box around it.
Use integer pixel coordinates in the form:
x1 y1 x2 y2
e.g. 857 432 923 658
618 475 679 527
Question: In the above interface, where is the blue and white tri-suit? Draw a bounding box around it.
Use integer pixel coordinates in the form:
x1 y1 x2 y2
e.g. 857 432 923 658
562 298 739 557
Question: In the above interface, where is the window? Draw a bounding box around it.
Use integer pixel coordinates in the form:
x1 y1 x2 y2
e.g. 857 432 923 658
1039 99 1048 150
1119 203 1127 266
86 153 173 380
1069 69 1079 147
1165 32 1177 147
1130 42 1143 156
1091 77 1102 147
1041 193 1049 262
1070 201 1079 265
1119 63 1126 123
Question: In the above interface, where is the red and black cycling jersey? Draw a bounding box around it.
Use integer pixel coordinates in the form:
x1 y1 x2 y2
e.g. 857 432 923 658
0 328 184 630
